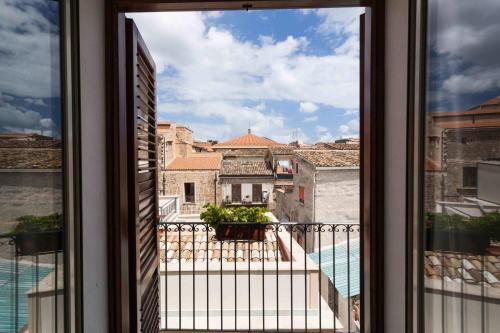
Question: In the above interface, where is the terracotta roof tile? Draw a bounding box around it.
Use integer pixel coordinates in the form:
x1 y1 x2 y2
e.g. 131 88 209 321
296 150 359 168
214 131 278 148
166 156 221 171
268 145 295 155
425 251 500 290
159 230 282 262
220 160 272 176
316 142 360 150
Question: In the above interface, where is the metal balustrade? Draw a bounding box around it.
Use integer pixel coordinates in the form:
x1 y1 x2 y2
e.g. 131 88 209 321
158 222 361 332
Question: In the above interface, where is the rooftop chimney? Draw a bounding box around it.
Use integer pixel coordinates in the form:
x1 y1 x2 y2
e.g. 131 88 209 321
248 128 251 134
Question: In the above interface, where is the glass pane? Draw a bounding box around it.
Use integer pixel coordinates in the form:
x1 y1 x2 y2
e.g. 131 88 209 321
423 1 500 332
0 0 65 332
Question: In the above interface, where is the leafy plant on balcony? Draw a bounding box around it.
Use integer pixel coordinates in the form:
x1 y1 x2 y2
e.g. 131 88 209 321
425 212 500 253
426 212 500 239
10 213 63 235
200 204 270 229
8 213 63 256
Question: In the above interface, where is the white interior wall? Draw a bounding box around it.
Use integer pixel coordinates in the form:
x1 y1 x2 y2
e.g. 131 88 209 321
79 0 108 332
384 0 409 332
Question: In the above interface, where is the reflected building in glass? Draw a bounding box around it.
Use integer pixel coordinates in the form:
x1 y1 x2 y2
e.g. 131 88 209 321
422 1 500 331
0 0 65 332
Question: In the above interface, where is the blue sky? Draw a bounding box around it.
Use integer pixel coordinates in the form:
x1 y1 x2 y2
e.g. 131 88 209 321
128 9 364 143
1 1 499 140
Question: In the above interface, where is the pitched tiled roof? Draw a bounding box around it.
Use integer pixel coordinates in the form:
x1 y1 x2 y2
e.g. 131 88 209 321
159 231 282 262
430 96 500 118
0 149 62 169
268 145 295 155
193 141 215 152
166 156 221 171
214 131 278 148
220 160 272 176
321 143 360 150
296 150 359 168
425 251 500 290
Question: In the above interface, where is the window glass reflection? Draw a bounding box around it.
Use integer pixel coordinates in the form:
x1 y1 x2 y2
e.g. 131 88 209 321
0 0 64 332
423 1 500 332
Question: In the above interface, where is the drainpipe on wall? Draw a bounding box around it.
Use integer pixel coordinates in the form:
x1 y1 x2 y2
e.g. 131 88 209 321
311 169 317 252
162 173 166 195
214 172 217 205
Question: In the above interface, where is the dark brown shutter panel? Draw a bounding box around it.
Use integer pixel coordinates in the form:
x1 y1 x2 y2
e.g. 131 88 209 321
126 18 160 333
252 183 262 202
232 183 242 202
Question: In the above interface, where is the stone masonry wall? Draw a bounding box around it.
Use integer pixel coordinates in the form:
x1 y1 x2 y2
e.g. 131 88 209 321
161 170 222 215
314 168 359 224
442 128 500 201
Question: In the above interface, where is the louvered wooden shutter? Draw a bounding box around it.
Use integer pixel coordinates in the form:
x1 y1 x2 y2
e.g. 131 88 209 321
126 18 160 333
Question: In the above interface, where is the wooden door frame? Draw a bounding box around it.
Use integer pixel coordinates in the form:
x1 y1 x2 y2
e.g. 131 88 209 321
105 1 385 332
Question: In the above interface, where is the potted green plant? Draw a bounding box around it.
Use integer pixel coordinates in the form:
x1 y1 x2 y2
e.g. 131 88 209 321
200 204 270 241
10 213 63 256
425 212 500 255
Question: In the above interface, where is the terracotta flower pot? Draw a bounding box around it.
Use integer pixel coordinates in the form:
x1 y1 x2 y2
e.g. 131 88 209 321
215 223 268 241
14 230 63 256
426 229 490 255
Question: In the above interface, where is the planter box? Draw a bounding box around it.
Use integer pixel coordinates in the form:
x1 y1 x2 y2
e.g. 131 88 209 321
426 229 490 255
215 223 269 241
14 231 63 256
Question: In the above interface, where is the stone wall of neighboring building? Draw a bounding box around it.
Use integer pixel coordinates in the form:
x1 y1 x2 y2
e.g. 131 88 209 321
424 171 444 212
274 188 296 222
162 170 222 214
314 168 359 224
442 127 500 201
292 158 316 224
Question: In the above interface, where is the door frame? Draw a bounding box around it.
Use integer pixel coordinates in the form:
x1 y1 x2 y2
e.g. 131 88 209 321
105 1 385 332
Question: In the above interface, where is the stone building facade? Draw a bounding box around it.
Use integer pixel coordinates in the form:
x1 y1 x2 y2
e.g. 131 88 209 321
291 151 360 225
441 127 500 202
424 96 500 211
163 169 222 215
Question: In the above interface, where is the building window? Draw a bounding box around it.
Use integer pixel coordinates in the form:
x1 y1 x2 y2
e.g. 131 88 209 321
184 183 195 203
299 186 305 204
296 163 299 174
463 166 477 188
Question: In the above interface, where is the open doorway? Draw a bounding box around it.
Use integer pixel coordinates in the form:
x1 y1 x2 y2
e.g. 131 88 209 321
107 1 384 333
128 7 363 331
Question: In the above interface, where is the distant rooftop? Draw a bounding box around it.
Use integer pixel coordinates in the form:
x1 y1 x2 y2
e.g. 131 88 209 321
296 150 359 168
214 129 278 148
166 156 221 171
315 142 360 150
425 251 500 295
220 160 273 176
268 144 295 155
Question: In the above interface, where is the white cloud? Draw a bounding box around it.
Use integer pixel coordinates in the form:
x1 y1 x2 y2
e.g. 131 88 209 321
129 11 360 110
427 0 500 96
0 0 61 98
299 102 318 113
302 7 364 56
343 109 359 116
128 10 361 140
338 118 359 137
159 100 308 143
0 93 57 136
24 98 47 107
315 125 334 142
304 116 318 122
